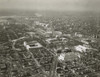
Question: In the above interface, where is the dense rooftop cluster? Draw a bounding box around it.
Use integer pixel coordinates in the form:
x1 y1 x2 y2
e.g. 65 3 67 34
0 14 100 77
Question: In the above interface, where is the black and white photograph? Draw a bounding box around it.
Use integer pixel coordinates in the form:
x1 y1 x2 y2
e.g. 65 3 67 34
0 0 100 77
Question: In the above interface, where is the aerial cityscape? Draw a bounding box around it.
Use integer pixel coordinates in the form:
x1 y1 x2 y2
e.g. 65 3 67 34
0 0 100 77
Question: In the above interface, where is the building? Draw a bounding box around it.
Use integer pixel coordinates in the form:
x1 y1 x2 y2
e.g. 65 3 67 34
23 41 42 50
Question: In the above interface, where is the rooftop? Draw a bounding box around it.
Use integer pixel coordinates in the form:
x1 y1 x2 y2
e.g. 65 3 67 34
24 41 43 49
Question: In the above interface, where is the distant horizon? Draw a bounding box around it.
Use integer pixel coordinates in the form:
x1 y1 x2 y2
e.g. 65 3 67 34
0 9 99 17
0 8 100 13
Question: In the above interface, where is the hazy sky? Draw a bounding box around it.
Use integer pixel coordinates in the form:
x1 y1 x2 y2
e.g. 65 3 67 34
0 0 100 11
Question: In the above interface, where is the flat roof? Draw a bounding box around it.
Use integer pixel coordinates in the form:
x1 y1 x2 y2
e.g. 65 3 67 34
27 41 43 49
